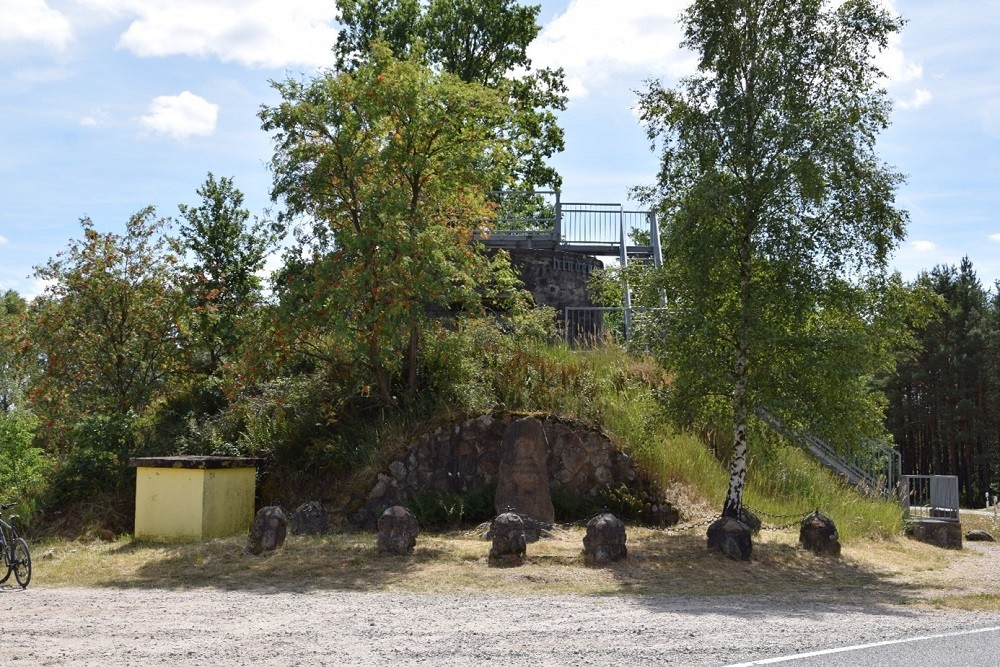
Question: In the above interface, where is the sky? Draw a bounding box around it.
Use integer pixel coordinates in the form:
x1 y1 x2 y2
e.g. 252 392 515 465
2 0 999 299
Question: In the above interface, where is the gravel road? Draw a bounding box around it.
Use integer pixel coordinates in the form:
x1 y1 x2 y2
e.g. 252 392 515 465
2 583 997 666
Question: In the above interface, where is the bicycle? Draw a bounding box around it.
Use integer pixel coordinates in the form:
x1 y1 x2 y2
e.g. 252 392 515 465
0 501 31 589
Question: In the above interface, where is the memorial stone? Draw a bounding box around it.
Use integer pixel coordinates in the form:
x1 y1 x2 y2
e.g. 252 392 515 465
494 417 555 524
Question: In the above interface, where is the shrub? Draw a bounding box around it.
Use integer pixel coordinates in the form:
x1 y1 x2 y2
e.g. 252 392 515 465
409 483 497 532
0 411 47 519
47 413 136 507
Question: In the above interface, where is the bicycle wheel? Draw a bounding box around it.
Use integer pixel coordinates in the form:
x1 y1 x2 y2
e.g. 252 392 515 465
0 540 10 585
12 538 30 589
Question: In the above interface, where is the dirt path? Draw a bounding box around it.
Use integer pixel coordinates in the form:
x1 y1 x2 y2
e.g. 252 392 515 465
4 549 999 667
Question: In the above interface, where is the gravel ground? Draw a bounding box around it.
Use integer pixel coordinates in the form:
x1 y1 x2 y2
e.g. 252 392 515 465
3 585 999 666
3 542 999 666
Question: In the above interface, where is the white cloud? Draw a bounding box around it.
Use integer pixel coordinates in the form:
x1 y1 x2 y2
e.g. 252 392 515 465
911 240 936 252
531 0 921 101
140 92 219 139
79 107 112 128
85 0 339 68
0 0 72 50
0 235 8 246
24 277 57 300
898 88 933 111
876 33 923 86
989 233 1000 243
530 0 693 99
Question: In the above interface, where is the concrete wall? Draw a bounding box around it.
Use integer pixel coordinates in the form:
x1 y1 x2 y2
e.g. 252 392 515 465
134 465 256 542
135 468 205 541
202 468 257 540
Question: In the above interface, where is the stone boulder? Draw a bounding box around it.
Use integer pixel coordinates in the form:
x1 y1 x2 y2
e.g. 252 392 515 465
707 516 752 561
246 505 287 555
289 501 329 535
494 417 555 524
377 505 419 555
799 511 841 557
489 512 527 566
738 507 762 535
965 530 995 542
905 519 963 549
583 513 627 565
486 511 552 544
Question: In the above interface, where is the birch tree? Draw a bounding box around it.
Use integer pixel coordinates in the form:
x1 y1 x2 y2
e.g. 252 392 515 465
636 0 908 523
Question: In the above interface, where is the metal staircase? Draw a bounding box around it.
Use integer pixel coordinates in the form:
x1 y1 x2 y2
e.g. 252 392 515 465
755 408 900 497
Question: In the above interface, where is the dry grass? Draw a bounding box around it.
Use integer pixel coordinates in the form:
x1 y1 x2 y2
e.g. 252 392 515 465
26 525 990 607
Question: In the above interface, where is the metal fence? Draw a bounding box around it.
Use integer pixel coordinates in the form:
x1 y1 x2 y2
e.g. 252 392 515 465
485 192 659 256
755 408 901 497
488 189 559 232
557 203 655 248
563 307 626 347
562 306 665 347
900 475 960 522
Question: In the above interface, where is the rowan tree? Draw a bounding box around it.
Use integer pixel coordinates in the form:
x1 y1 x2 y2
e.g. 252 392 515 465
260 45 518 406
30 209 188 450
334 0 566 190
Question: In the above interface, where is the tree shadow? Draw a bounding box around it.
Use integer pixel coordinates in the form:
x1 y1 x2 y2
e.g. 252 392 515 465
81 528 954 612
593 531 941 619
97 534 450 594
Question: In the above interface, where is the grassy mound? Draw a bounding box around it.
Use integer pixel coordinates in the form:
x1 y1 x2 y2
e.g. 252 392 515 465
499 343 903 543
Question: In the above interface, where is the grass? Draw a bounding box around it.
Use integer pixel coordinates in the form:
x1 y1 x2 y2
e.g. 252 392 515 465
26 525 970 606
22 341 956 599
539 346 906 543
930 594 1000 612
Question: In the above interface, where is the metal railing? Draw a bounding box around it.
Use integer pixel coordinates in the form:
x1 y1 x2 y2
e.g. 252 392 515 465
484 191 662 265
562 306 664 347
901 475 960 522
563 307 624 347
487 189 559 233
756 408 901 497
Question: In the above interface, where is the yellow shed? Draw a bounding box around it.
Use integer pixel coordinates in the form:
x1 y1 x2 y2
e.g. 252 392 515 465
131 456 259 542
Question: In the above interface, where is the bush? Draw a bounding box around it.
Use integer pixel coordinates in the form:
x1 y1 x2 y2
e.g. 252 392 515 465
47 413 135 507
0 411 47 519
409 483 496 532
551 486 603 523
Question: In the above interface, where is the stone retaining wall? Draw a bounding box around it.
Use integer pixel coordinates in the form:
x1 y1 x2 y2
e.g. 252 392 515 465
354 413 678 528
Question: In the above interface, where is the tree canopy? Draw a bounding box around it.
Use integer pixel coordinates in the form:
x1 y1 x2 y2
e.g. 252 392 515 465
178 173 278 376
30 210 187 443
636 0 908 521
334 0 566 190
0 290 33 413
261 44 523 406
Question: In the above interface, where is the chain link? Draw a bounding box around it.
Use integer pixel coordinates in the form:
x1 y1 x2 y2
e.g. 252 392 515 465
744 504 812 531
658 514 721 534
476 505 816 536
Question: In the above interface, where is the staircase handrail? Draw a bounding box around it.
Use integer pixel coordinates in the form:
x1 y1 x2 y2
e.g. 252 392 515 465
754 407 898 496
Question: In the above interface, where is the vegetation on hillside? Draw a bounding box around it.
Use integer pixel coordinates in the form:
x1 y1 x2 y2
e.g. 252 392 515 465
3 0 991 551
634 0 909 520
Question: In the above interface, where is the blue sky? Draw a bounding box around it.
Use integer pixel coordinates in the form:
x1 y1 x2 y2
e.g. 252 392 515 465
1 0 999 298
